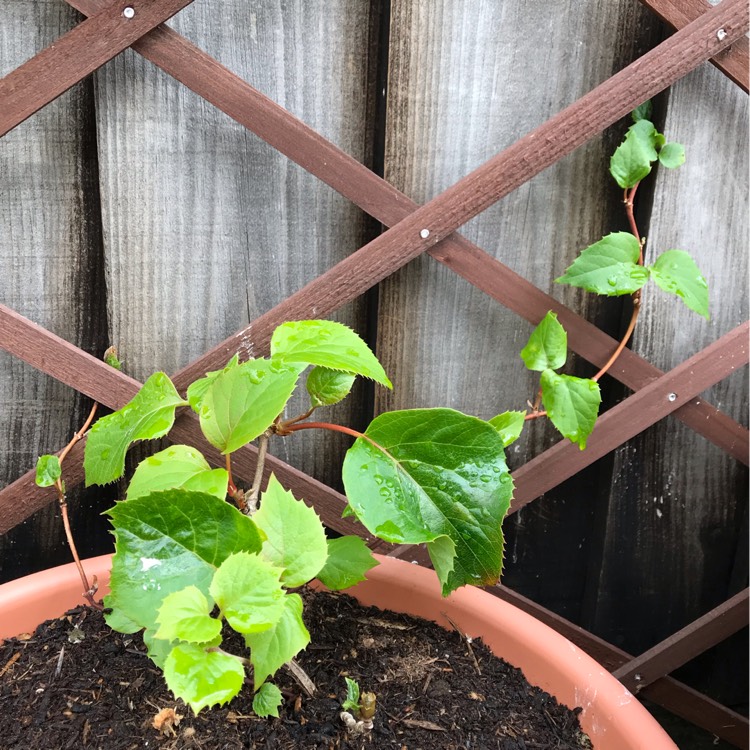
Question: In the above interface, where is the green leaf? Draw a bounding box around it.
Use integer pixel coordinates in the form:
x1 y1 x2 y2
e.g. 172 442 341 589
271 320 392 389
105 490 263 633
103 346 123 371
155 586 222 644
35 455 61 487
127 445 228 501
520 311 567 371
209 552 286 634
658 142 685 169
631 100 653 122
541 370 601 450
316 536 379 590
245 593 310 690
84 372 188 486
342 677 360 712
164 643 245 713
342 409 513 595
488 411 526 448
104 606 142 635
253 682 283 718
142 627 175 668
555 232 649 296
610 120 660 188
199 358 299 454
306 366 356 407
186 354 240 413
427 535 456 588
649 250 709 319
253 475 329 587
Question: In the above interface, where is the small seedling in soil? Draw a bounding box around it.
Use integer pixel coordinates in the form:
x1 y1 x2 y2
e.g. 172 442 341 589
340 677 376 734
31 101 707 726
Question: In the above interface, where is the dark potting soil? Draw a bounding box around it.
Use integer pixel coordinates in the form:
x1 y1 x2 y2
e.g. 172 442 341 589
0 589 592 750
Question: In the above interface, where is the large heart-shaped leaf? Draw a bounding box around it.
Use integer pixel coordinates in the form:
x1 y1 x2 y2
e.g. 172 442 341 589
105 490 263 633
342 409 512 595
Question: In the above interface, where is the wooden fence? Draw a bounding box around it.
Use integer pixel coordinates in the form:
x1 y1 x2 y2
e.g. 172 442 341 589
0 0 747 746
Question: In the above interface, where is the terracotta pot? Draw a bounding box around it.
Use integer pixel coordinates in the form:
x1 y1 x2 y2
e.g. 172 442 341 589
0 554 677 749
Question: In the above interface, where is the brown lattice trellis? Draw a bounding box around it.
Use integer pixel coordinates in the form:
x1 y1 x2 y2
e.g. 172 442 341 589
0 0 748 745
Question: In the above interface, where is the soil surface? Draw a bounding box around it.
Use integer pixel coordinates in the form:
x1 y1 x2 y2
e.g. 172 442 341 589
0 589 591 749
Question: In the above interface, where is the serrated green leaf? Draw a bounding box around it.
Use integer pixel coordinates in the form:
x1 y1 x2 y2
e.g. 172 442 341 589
610 120 660 188
127 445 228 501
650 250 709 319
657 142 685 169
105 490 263 633
164 643 245 713
271 320 392 389
142 626 176 668
245 593 310 690
342 677 360 712
253 475 329 587
84 373 188 486
199 358 299 454
104 605 142 635
316 536 379 590
427 535 456 588
341 504 356 519
488 411 526 448
186 354 240 413
35 454 61 487
155 586 222 644
306 366 356 407
520 311 567 371
342 409 512 595
209 552 285 634
631 100 653 122
541 370 601 450
253 682 283 718
556 232 649 296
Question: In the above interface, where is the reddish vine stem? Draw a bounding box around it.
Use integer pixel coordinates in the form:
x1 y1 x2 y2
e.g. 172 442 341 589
592 182 644 384
280 421 391 459
524 410 547 422
55 401 103 610
225 455 245 511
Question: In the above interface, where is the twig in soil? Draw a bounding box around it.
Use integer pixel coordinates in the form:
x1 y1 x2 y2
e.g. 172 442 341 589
0 652 20 678
401 718 447 732
442 613 481 675
53 646 65 679
284 658 316 697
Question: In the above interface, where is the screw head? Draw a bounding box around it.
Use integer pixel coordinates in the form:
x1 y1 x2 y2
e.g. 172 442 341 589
420 229 430 239
667 392 677 402
123 6 135 18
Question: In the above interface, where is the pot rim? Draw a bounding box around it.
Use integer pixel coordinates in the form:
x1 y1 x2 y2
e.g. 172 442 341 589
0 553 677 750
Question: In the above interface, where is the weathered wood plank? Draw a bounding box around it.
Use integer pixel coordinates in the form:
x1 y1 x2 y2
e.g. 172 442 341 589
584 59 749 711
377 0 663 620
0 0 113 582
92 0 381 488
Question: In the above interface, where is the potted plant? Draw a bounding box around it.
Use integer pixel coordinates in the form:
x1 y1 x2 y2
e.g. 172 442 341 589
1 104 698 747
